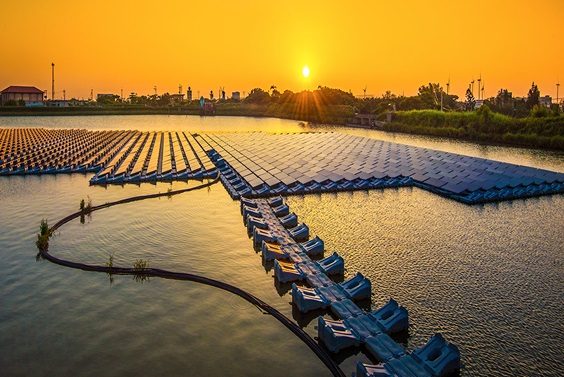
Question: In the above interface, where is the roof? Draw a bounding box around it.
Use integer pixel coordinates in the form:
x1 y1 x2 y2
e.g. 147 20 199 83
1 86 44 94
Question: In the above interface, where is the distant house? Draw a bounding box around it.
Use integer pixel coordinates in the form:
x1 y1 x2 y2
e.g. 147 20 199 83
170 93 184 105
97 93 120 103
47 100 70 107
232 92 241 100
539 95 552 108
0 86 45 106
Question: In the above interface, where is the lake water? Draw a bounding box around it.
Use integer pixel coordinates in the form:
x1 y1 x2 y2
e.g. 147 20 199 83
1 115 563 376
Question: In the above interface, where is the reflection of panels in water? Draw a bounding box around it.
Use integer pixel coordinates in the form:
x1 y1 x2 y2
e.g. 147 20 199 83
129 133 153 177
145 132 161 177
113 133 144 177
171 132 187 174
160 132 173 176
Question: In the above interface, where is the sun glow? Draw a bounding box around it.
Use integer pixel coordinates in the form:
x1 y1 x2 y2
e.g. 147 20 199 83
302 66 310 78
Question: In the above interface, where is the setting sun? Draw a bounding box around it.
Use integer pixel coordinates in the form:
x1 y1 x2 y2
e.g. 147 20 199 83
302 66 310 78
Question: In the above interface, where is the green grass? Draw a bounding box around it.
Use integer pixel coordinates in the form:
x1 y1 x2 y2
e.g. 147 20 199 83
388 107 564 150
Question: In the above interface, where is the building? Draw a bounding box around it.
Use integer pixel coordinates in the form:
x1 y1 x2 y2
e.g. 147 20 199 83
539 95 552 108
170 93 184 106
1 86 45 106
47 100 70 107
232 91 241 100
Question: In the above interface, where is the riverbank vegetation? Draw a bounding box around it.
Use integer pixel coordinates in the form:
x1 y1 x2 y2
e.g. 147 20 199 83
2 83 562 150
387 106 564 149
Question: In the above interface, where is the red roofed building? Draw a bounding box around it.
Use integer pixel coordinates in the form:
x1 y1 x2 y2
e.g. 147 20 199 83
1 86 45 105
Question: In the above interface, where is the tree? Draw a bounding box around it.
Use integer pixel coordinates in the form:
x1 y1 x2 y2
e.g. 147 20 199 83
244 88 271 104
270 85 280 99
526 82 540 109
417 83 442 109
465 88 476 111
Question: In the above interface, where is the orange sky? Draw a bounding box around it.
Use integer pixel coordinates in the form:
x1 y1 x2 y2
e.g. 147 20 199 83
1 0 563 100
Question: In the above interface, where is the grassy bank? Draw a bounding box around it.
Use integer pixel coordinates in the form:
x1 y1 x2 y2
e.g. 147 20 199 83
0 102 354 124
386 107 564 150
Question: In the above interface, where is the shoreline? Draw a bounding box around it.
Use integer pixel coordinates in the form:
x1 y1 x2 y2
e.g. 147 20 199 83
1 106 563 152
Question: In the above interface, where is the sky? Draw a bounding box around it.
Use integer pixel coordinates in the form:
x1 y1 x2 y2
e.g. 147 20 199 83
1 0 563 101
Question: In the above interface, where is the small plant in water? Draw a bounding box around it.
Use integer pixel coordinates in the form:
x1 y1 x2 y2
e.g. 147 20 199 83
106 252 115 285
106 252 115 268
133 258 150 283
85 196 92 213
35 218 51 252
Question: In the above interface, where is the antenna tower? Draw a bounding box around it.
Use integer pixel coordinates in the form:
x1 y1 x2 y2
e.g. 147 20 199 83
51 63 55 100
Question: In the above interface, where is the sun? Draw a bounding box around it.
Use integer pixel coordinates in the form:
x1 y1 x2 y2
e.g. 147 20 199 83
302 65 310 78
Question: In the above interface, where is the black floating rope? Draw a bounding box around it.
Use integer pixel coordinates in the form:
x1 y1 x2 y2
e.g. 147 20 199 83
39 170 346 377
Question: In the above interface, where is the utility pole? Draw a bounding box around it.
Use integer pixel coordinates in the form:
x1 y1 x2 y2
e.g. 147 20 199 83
51 63 55 100
63 90 66 101
477 75 481 100
557 82 560 105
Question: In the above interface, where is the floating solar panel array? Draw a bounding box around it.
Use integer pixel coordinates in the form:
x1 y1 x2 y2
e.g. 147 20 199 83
197 132 564 204
0 128 139 174
2 129 563 203
90 131 217 183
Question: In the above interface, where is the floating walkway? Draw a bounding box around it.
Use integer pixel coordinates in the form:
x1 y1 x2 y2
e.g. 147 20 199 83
1 128 563 204
240 196 461 377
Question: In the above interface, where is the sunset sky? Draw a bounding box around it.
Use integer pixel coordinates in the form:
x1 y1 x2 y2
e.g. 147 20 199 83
1 0 563 101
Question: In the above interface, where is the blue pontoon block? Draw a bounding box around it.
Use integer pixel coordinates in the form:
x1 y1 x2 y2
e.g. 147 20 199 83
317 317 360 353
240 197 258 212
274 252 344 283
288 223 309 242
274 260 305 283
339 272 372 301
298 236 325 256
316 252 344 276
279 212 298 228
317 298 407 353
330 299 366 319
246 215 268 232
272 203 290 217
293 273 370 313
261 241 290 261
369 297 409 334
364 333 406 362
267 196 284 207
291 284 331 312
412 333 460 377
253 227 277 246
242 204 262 219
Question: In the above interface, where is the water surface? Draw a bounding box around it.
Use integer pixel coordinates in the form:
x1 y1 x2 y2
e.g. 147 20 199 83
1 115 562 376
